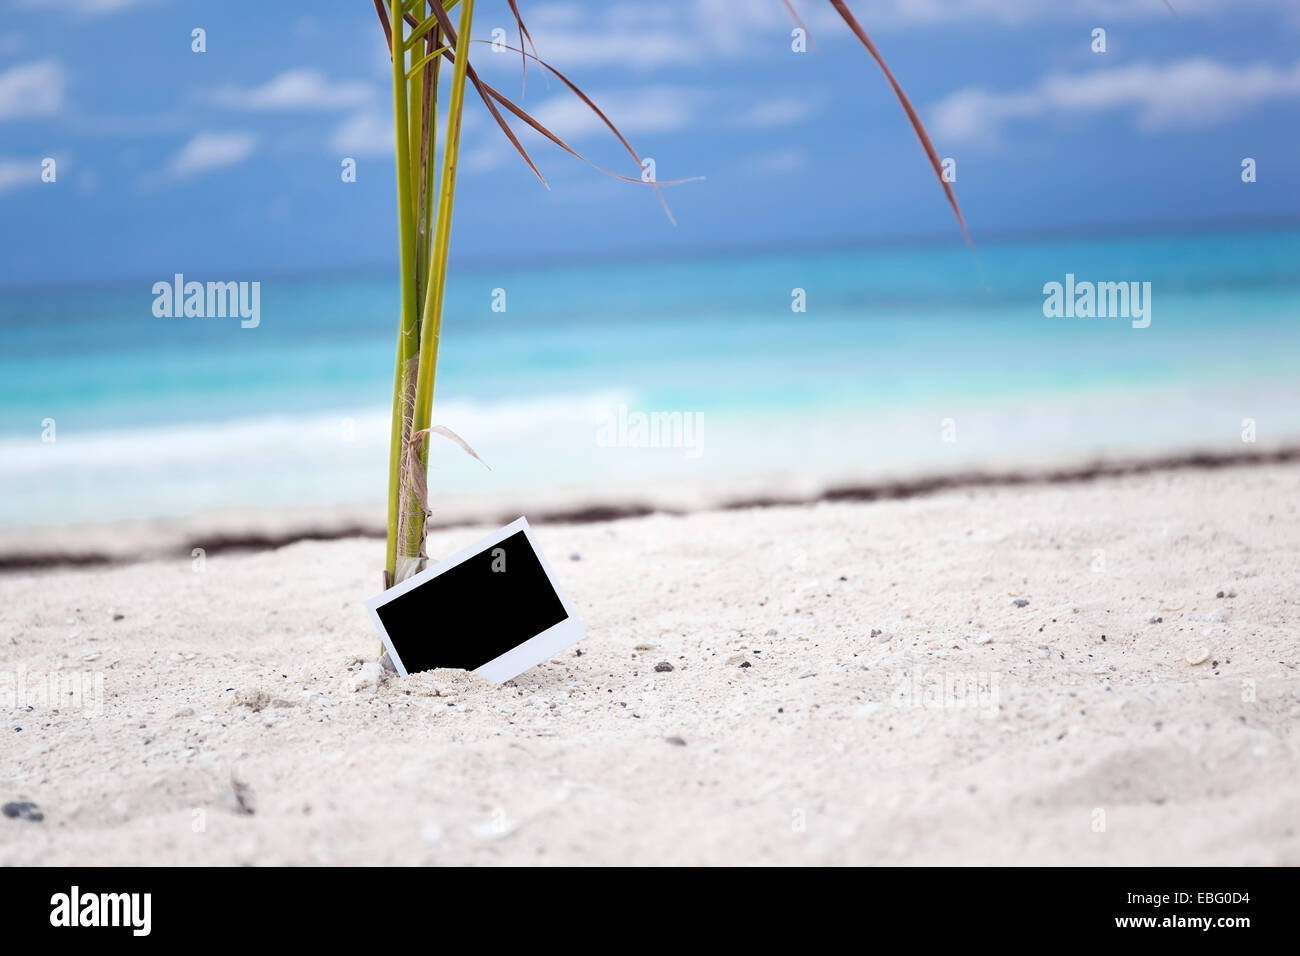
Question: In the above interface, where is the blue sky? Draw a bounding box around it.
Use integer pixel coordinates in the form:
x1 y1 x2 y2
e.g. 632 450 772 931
1 0 1298 286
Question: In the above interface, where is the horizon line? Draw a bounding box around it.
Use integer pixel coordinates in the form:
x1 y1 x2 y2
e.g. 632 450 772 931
2 211 1299 295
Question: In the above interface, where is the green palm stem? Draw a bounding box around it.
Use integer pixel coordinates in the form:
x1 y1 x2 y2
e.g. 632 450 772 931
401 3 442 564
383 0 420 585
407 0 475 557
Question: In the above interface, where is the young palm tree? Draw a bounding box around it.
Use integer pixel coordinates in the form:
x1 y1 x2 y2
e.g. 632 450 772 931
371 0 966 591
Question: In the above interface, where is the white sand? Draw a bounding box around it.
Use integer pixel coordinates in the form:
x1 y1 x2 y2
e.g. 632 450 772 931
2 463 1298 865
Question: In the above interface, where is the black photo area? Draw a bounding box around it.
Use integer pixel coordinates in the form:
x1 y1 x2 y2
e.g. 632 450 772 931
376 530 568 673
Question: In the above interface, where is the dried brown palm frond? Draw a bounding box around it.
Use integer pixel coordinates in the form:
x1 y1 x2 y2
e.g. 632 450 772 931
826 0 971 247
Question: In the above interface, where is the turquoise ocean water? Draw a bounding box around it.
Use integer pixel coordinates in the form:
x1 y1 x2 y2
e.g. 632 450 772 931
2 227 1298 527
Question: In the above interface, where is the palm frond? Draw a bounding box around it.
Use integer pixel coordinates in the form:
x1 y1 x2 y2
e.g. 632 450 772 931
417 3 690 220
421 0 549 186
506 0 539 98
476 41 688 222
827 0 971 247
477 48 703 189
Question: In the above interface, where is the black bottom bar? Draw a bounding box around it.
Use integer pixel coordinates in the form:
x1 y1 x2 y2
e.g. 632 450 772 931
0 866 1287 943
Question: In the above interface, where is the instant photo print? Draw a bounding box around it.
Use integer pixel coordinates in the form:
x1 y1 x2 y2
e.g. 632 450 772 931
364 518 584 683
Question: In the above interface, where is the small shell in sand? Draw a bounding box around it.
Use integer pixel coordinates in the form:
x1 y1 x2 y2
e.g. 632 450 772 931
1186 648 1211 666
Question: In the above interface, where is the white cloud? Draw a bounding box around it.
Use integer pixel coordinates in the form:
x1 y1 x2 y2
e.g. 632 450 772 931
168 132 256 179
529 86 695 140
720 0 1277 29
0 60 64 121
490 28 698 71
331 103 485 158
330 110 393 157
212 69 376 111
461 142 509 174
473 2 832 71
0 158 41 194
482 0 1277 75
741 146 809 175
19 0 151 14
509 81 804 153
732 95 823 128
472 2 955 74
932 58 1300 143
495 4 702 70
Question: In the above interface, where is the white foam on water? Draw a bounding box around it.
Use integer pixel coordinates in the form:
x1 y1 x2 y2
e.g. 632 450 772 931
4 381 1299 527
0 391 630 525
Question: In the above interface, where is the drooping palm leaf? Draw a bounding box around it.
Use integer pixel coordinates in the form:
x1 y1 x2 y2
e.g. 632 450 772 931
827 0 971 247
506 0 539 98
412 2 688 215
476 46 703 189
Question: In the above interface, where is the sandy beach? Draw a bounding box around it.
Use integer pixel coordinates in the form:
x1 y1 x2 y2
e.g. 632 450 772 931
2 461 1297 866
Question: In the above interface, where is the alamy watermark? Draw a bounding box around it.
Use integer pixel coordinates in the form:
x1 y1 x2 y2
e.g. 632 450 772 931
2 664 104 717
892 668 1000 719
152 274 260 328
1043 273 1151 328
596 404 703 459
50 886 150 936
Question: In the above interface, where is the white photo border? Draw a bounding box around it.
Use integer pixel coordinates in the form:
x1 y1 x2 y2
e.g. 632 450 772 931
364 516 586 683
